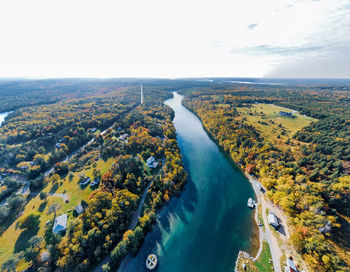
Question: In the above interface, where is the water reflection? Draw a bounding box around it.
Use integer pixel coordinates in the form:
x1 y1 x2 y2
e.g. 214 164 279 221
122 92 255 272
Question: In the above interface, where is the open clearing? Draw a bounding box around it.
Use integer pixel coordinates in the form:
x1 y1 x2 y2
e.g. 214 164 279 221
236 241 274 272
237 103 317 152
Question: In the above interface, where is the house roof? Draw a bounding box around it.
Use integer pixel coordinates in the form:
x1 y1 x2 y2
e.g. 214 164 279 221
75 203 84 215
119 134 128 140
286 258 298 272
147 156 155 164
53 214 67 234
268 211 279 226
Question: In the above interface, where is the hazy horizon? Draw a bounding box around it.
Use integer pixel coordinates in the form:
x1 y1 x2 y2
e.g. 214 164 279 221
0 76 350 81
0 0 349 79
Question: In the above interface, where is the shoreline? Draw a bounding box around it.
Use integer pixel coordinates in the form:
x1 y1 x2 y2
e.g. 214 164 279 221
241 173 264 258
115 94 262 272
181 99 261 258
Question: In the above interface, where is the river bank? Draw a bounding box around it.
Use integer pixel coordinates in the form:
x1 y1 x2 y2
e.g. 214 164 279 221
181 99 260 257
119 92 258 272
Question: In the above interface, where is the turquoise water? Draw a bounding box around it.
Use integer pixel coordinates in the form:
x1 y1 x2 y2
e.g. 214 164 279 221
124 92 256 272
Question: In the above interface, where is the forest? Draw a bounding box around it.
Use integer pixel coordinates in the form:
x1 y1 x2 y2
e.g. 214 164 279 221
0 78 349 272
0 79 186 271
182 83 350 272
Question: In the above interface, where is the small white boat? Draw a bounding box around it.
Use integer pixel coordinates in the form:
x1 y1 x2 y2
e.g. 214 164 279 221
146 254 157 270
247 198 255 208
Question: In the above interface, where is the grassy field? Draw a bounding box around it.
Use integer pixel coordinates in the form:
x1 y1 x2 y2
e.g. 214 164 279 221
237 103 317 153
0 156 115 269
236 241 274 272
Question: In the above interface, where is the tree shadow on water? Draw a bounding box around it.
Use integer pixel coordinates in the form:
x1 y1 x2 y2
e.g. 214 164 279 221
157 173 198 234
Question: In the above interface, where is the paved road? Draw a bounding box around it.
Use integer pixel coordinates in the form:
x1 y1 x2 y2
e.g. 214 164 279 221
248 175 282 272
261 194 282 272
140 83 144 105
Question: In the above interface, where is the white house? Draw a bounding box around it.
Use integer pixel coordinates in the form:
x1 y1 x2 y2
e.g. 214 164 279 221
118 133 129 141
147 156 158 168
52 214 67 234
75 203 84 215
80 177 91 187
268 211 279 228
285 257 298 272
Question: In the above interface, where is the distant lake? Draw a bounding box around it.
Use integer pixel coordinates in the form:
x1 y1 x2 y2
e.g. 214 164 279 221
0 112 12 127
122 92 257 272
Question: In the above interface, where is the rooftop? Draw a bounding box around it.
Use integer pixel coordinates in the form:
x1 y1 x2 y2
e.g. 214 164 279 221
53 214 67 234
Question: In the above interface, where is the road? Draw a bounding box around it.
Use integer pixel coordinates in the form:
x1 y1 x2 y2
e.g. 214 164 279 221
44 124 114 177
248 175 282 272
93 165 163 272
140 83 144 105
46 83 143 178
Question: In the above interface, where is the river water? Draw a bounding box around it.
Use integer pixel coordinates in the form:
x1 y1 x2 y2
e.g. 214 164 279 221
122 92 257 272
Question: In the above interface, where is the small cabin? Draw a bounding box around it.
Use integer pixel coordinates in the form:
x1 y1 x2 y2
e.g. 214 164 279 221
118 133 129 141
52 214 67 234
318 221 332 234
284 257 298 272
80 177 91 187
147 156 158 168
75 203 84 215
268 211 279 228
279 111 292 117
90 179 100 187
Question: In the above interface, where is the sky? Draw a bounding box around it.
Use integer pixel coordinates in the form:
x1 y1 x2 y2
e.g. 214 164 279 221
0 0 349 79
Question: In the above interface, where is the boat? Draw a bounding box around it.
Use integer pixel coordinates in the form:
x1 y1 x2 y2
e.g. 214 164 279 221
247 197 255 208
146 254 157 270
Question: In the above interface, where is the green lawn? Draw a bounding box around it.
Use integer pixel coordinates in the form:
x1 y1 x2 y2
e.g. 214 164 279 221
236 103 317 154
238 103 317 139
236 241 274 272
0 157 115 269
255 241 274 272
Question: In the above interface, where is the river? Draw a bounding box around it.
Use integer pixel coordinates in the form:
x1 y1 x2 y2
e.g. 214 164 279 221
121 92 257 272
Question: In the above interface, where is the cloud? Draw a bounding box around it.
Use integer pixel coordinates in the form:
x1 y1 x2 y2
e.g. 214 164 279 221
265 45 350 78
0 0 349 78
247 23 258 30
230 45 323 57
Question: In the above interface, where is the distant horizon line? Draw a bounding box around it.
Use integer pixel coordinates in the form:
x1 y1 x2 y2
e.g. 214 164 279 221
0 76 350 80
